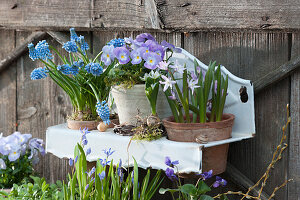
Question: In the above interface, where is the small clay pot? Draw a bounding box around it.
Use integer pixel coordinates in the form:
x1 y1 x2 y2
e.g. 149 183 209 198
162 113 235 175
67 119 99 130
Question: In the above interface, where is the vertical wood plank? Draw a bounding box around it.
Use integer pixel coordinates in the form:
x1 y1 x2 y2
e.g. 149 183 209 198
0 29 16 135
184 31 290 199
287 33 300 200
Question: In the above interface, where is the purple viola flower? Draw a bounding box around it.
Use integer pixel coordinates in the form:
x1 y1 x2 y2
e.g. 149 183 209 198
142 40 159 51
12 132 32 145
29 138 45 156
103 148 115 157
159 75 176 92
130 50 142 65
188 79 200 95
8 145 21 162
138 47 150 58
136 33 155 43
113 47 130 64
69 158 74 166
213 176 227 188
85 184 89 191
165 168 178 181
157 61 170 70
144 52 161 70
161 40 175 51
0 141 12 156
86 147 91 155
165 156 179 168
200 170 213 180
168 90 176 100
99 171 106 180
101 45 115 66
152 44 165 59
0 158 6 170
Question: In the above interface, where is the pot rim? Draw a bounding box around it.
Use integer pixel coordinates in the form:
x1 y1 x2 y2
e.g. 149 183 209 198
162 113 235 129
67 119 100 123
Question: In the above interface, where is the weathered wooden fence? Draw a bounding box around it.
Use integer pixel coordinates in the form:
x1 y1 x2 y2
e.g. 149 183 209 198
0 1 300 199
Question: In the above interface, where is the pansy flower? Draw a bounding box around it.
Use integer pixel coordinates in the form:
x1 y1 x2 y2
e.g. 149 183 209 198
130 50 142 65
135 33 155 43
143 52 161 70
101 45 115 66
113 47 130 64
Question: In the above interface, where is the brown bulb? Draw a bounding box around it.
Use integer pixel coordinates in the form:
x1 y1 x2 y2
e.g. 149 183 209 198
97 122 108 132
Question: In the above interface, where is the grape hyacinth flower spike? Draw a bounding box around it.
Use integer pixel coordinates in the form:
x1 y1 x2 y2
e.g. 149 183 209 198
30 67 48 80
96 101 110 125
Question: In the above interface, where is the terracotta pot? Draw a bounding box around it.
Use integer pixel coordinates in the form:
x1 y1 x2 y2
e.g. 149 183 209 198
163 113 235 175
67 119 99 130
111 84 172 125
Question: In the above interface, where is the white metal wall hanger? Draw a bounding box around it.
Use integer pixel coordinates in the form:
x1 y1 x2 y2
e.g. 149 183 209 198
46 48 255 174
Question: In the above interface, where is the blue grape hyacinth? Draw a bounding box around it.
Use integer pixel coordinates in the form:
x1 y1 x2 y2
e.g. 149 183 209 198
107 38 125 47
30 67 48 80
96 101 110 125
63 40 78 53
70 28 80 42
85 62 103 76
79 35 89 52
28 43 39 61
35 40 53 60
57 64 71 75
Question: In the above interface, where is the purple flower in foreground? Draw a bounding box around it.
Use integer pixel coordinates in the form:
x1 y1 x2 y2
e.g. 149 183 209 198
29 138 45 156
136 33 155 43
161 40 182 53
165 168 178 181
103 148 115 157
87 167 96 177
85 184 89 191
188 78 200 95
159 75 176 92
69 158 73 166
82 139 88 146
157 61 170 71
99 171 106 180
168 90 176 100
130 50 142 65
144 52 161 70
200 170 213 180
0 158 6 170
74 156 78 163
101 45 115 66
8 145 21 162
165 156 179 168
190 71 198 81
213 176 227 188
86 147 91 155
99 158 111 167
114 47 130 64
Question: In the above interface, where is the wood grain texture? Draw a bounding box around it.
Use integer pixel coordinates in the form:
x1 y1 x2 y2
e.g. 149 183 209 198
1 0 300 30
0 29 16 135
288 33 300 200
184 31 290 199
